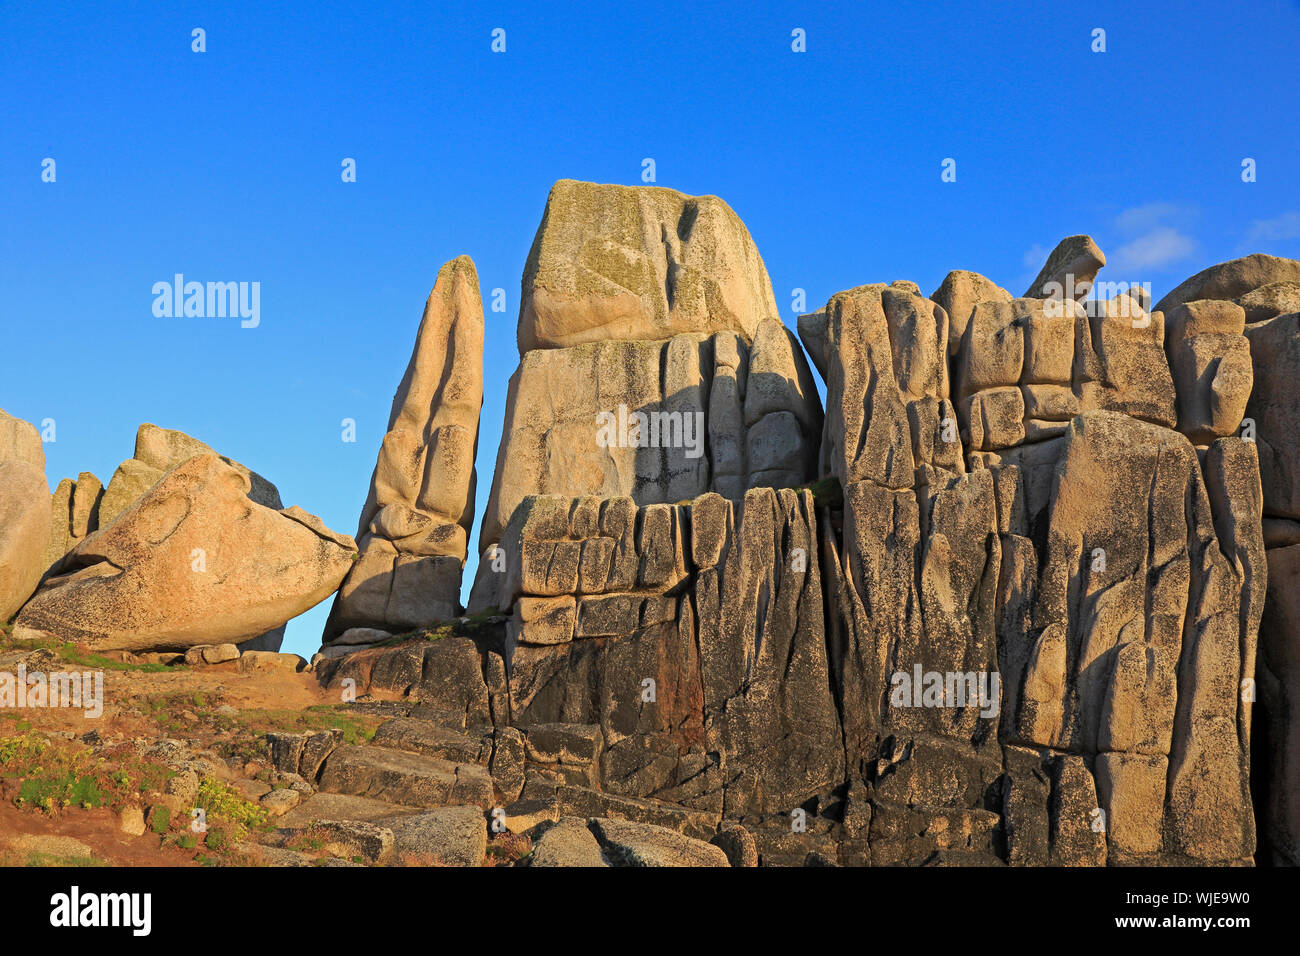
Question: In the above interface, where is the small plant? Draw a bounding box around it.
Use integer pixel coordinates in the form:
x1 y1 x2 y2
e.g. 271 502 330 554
3 733 180 819
194 778 268 841
802 475 843 510
205 825 231 853
485 832 532 866
286 825 327 854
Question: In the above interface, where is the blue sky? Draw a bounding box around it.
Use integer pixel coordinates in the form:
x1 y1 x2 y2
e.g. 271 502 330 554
3 1 1298 657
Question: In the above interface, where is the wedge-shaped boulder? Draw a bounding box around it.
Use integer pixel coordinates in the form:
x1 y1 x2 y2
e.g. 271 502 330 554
1024 235 1106 300
14 454 356 650
98 422 281 528
517 179 779 353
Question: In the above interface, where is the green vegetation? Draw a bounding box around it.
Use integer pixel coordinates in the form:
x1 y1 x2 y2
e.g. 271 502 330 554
0 733 172 816
380 610 501 648
486 832 532 866
57 644 172 673
24 851 109 867
204 825 232 852
287 827 325 853
0 626 173 673
800 474 844 510
194 778 267 841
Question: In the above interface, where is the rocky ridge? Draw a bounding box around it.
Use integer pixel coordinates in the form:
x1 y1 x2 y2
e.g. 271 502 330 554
3 181 1300 866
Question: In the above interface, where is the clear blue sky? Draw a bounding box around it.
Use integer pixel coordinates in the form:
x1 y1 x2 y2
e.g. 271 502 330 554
4 1 1298 657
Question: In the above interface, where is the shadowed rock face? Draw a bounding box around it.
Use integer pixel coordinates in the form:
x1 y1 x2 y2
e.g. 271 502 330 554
499 488 843 817
1244 309 1300 865
14 455 356 651
323 256 485 644
475 322 822 559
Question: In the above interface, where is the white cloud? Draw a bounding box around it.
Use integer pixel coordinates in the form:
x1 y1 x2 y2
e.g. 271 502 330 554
1109 226 1197 272
1245 212 1300 244
1114 202 1186 234
1103 204 1198 275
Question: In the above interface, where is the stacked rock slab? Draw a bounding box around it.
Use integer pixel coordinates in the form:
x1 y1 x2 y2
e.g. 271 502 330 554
472 181 822 612
15 454 357 651
0 410 52 620
322 256 484 645
494 487 844 819
798 243 1260 865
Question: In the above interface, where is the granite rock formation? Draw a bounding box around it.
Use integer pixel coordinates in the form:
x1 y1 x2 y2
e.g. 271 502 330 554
0 410 51 620
6 178 1300 867
316 192 1293 867
97 422 282 529
517 179 780 353
14 455 356 651
471 182 822 613
321 255 485 647
36 422 293 650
